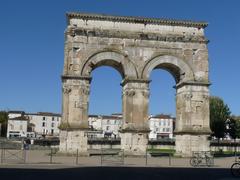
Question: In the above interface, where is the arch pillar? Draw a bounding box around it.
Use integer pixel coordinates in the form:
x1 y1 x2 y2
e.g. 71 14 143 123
120 79 150 155
59 75 91 154
174 81 211 157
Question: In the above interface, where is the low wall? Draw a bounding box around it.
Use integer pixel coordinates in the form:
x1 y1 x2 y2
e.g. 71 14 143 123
28 138 240 153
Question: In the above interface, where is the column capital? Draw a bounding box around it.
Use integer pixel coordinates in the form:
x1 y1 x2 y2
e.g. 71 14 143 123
121 78 151 86
61 75 92 82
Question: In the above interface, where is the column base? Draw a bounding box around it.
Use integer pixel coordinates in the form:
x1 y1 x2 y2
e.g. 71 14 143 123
120 132 148 156
175 134 210 157
59 130 88 155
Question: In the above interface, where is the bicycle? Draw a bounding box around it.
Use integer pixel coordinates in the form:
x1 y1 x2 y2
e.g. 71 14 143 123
231 157 240 177
190 151 213 167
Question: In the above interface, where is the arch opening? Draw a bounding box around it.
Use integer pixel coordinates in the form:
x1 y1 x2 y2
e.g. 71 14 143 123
148 69 176 140
89 66 122 115
153 63 182 84
88 66 122 139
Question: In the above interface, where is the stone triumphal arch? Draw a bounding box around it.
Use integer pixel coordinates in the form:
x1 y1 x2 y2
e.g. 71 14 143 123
60 12 211 156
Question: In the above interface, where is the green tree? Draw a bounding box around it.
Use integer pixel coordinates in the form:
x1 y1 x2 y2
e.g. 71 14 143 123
210 96 231 140
227 116 240 139
235 118 240 138
0 111 8 137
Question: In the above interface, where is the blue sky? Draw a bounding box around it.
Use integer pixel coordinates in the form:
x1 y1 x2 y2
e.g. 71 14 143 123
0 0 239 116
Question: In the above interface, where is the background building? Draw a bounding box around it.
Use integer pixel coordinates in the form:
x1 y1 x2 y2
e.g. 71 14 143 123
149 114 175 140
88 114 122 138
8 111 25 119
7 115 28 138
26 112 61 137
7 110 175 140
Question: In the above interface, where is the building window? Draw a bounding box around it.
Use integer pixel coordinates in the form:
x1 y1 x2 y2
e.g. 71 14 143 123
106 126 110 131
42 122 45 127
52 117 54 121
163 120 166 126
51 129 54 135
43 117 45 120
51 123 54 127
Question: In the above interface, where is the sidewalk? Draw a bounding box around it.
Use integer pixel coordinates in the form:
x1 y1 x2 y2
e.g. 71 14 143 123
0 149 238 169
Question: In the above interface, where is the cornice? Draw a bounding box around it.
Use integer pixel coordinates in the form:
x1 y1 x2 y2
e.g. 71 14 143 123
65 27 209 44
175 81 211 89
66 12 208 29
61 75 92 82
121 78 151 87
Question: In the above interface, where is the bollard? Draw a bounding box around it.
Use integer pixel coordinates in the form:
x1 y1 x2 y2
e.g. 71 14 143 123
50 148 53 164
169 153 171 166
145 149 148 166
234 144 237 162
122 150 124 165
1 148 4 164
76 149 79 165
101 148 103 166
23 149 27 164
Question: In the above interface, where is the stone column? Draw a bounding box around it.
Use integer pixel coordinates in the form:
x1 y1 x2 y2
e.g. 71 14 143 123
120 79 150 156
174 82 211 157
59 75 91 154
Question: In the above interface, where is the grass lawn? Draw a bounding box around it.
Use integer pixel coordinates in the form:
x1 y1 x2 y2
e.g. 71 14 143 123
147 148 176 155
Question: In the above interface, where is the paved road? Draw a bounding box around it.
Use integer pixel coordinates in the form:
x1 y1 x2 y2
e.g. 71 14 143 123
0 166 236 180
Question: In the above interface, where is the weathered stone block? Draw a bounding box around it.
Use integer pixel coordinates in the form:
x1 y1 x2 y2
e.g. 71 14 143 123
120 132 148 156
175 134 210 157
59 130 88 154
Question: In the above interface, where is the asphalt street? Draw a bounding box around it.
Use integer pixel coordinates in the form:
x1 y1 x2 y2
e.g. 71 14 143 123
0 167 236 180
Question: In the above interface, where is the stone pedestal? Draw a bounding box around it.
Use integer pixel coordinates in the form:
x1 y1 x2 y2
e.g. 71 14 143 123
120 132 148 156
59 130 88 155
175 134 210 157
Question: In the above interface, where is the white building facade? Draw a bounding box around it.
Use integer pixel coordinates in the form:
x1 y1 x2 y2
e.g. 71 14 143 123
7 116 28 138
88 114 122 138
26 112 61 137
7 111 174 140
149 114 175 140
7 111 62 138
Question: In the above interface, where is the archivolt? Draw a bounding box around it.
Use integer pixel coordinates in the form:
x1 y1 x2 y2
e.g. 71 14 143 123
81 50 138 79
141 55 195 83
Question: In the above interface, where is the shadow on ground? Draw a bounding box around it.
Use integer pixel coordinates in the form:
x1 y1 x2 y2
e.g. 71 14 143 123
0 167 235 180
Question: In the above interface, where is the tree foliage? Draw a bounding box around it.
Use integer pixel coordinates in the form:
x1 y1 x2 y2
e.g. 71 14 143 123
0 111 8 137
226 116 240 139
210 96 231 139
